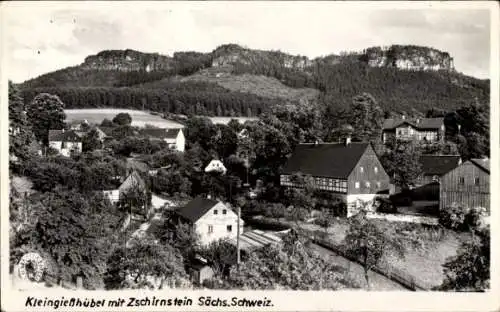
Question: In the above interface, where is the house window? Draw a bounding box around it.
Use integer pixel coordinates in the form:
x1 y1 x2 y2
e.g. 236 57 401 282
214 209 218 215
376 181 381 188
222 209 227 214
474 177 480 186
208 225 213 234
459 177 465 185
355 182 360 189
360 166 364 173
374 167 378 174
61 141 67 148
365 181 371 188
227 225 232 232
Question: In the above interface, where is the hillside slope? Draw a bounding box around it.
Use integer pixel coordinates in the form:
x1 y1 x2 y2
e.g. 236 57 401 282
18 44 489 116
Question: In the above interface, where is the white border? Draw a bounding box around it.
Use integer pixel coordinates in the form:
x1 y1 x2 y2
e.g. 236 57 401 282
1 1 499 312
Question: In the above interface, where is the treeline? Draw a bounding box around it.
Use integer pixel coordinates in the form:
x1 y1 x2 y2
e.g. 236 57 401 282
20 81 279 117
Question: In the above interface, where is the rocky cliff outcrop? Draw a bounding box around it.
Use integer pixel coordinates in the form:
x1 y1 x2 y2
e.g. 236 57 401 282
81 49 174 72
211 44 455 73
360 45 455 71
211 44 313 71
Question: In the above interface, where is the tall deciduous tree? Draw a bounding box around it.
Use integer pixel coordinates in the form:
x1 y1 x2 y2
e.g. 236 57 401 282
26 93 66 145
30 188 121 289
112 112 132 126
8 81 35 161
82 129 102 152
346 93 384 142
105 235 189 290
343 213 405 289
380 141 422 188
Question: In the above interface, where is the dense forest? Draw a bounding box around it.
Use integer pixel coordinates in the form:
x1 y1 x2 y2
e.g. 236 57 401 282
21 81 275 117
19 44 490 117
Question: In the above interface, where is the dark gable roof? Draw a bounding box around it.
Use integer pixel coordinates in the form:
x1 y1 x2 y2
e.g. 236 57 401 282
175 196 220 223
282 143 369 179
383 118 443 131
139 128 181 139
48 130 82 142
470 158 490 174
419 155 461 176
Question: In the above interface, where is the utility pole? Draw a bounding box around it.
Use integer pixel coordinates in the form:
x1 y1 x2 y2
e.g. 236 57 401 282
237 204 241 271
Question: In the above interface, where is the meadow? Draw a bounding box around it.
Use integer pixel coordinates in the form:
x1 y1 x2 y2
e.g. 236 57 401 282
65 108 184 128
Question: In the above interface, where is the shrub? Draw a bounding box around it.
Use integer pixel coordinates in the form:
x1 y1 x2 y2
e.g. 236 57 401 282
264 203 286 220
440 203 466 231
464 206 488 230
374 197 397 214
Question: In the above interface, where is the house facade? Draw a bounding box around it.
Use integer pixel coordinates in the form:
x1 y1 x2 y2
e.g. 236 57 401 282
139 128 185 152
382 117 445 144
281 141 391 217
440 158 490 213
103 171 147 205
174 197 244 246
48 130 82 157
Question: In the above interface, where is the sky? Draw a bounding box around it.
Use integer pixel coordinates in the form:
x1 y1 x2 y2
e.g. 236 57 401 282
1 1 493 83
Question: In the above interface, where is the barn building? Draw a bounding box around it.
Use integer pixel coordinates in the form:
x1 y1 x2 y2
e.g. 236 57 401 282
440 158 490 212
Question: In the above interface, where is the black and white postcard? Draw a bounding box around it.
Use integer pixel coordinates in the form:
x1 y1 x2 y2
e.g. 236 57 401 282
1 1 498 311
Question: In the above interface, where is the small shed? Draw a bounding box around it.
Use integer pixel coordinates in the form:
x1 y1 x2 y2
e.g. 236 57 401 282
188 255 214 286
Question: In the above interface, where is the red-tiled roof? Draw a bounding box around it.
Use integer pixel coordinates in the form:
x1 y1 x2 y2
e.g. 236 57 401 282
282 143 369 179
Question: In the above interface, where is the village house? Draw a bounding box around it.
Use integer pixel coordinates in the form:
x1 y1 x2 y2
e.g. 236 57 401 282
68 119 90 131
440 157 490 213
382 117 445 144
416 155 462 186
103 170 147 205
281 139 390 217
139 128 185 152
173 196 244 246
48 129 82 157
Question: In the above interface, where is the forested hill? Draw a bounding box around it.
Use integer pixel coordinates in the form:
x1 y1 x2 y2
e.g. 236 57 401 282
19 44 489 116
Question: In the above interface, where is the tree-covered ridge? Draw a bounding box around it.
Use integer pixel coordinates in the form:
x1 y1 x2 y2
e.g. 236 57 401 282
18 43 490 117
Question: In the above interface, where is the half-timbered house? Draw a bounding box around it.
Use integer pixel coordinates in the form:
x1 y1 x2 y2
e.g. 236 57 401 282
281 140 390 216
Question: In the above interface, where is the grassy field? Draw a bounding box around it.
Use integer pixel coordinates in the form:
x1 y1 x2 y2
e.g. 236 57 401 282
181 72 320 102
65 108 257 127
254 215 469 289
65 108 184 128
319 218 469 289
209 116 259 125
